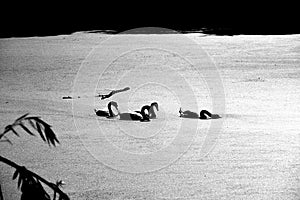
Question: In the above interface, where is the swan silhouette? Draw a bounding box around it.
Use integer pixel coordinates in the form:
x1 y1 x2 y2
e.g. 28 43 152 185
94 101 118 118
95 101 150 121
135 102 159 119
179 107 221 119
117 104 150 122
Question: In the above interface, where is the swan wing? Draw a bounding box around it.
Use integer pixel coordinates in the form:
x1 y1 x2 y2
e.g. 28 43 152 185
119 111 142 120
181 110 199 118
95 109 109 117
128 111 143 117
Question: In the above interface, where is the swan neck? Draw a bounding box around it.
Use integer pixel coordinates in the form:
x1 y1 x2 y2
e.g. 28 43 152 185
108 103 116 116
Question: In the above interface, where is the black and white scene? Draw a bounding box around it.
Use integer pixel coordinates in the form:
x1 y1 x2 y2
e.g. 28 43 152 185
0 5 299 200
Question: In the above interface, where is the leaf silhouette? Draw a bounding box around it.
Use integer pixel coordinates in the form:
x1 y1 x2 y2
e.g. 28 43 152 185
10 127 20 137
19 123 35 136
1 125 19 137
28 117 51 127
15 113 29 122
36 122 46 142
0 114 69 200
12 169 19 180
19 116 60 146
28 119 37 130
44 125 59 146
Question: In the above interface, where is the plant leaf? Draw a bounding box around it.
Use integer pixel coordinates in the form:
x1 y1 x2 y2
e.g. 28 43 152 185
10 126 20 137
33 117 51 127
44 125 59 146
15 113 30 122
25 116 40 120
19 123 35 136
12 169 19 180
36 122 46 142
28 119 37 130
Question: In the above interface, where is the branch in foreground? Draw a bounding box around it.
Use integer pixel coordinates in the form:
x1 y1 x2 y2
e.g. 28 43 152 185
0 114 69 200
0 155 69 200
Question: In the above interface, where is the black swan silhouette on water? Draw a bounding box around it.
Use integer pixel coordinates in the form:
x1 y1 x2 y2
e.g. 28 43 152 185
95 101 150 121
135 102 159 119
179 107 221 119
118 104 150 122
94 101 119 118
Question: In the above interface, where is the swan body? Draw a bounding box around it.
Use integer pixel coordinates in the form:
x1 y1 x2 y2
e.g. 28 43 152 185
135 102 159 119
179 107 221 119
179 109 199 118
118 112 144 121
119 105 150 121
199 110 221 119
94 101 118 118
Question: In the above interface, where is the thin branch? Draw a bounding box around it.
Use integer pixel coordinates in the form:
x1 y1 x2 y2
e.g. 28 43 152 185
96 86 130 100
0 155 69 200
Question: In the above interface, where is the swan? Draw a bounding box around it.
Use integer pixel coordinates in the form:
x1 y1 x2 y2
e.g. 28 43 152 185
94 101 118 118
135 102 159 119
178 108 199 118
179 107 221 119
199 110 221 119
148 102 159 119
116 103 150 122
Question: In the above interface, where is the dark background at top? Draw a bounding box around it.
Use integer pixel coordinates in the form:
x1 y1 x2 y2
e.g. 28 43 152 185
1 2 299 38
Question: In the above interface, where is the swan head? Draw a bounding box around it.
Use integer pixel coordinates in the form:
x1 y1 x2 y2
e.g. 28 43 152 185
179 107 182 113
108 101 120 116
108 101 118 109
179 107 183 116
151 102 159 111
